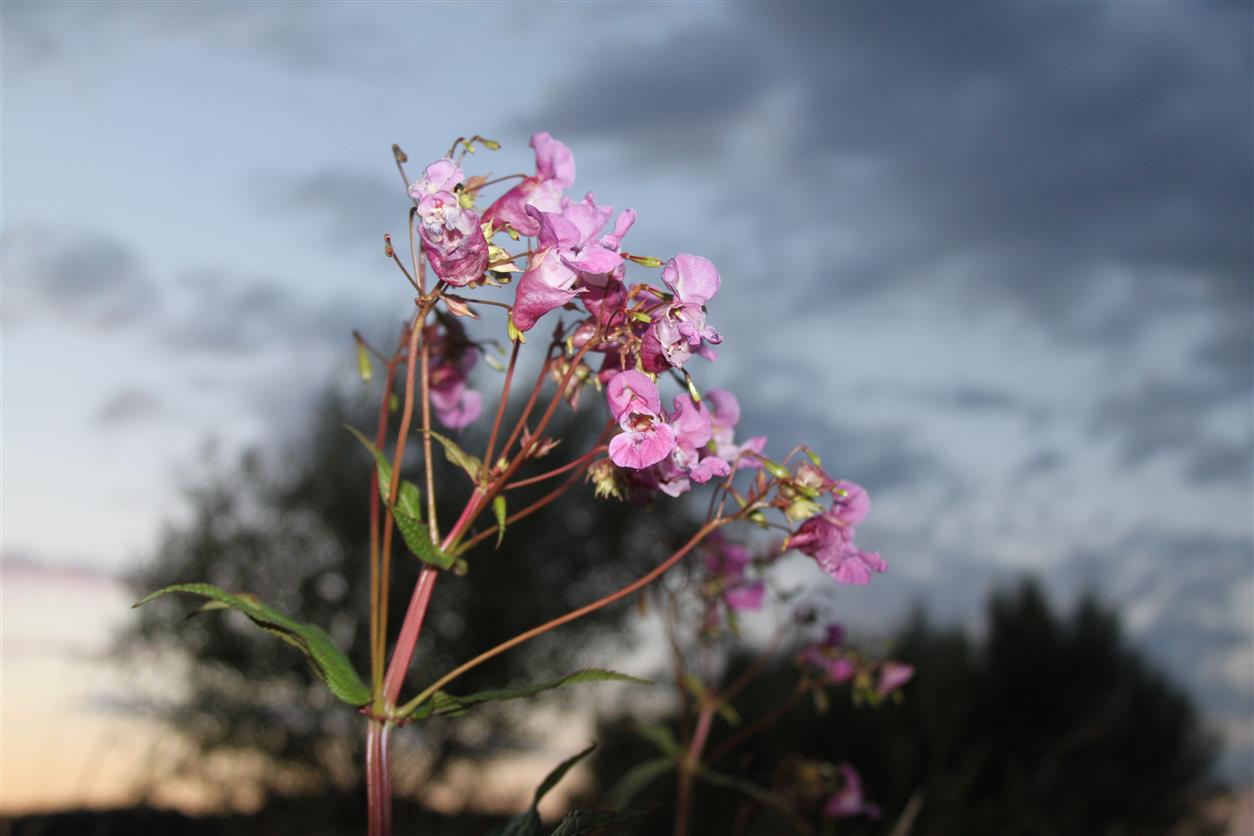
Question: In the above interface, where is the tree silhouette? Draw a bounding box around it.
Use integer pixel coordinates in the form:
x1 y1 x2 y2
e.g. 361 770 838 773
588 579 1223 836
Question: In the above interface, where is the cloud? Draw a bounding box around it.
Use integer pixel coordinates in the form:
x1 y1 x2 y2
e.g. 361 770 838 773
252 167 402 247
95 386 166 428
527 2 1252 344
2 2 384 76
1092 378 1251 484
2 228 161 327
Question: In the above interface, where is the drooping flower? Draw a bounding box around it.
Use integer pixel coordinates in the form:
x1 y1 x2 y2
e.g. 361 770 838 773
411 159 488 286
605 370 675 470
790 514 886 586
482 131 576 236
641 254 723 371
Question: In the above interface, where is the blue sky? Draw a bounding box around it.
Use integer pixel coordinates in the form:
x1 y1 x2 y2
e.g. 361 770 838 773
3 0 1251 798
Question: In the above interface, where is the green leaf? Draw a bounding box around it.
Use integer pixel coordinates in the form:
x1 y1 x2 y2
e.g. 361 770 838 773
344 425 450 568
391 505 454 570
425 429 483 480
344 424 394 505
488 744 597 836
492 495 508 547
606 757 673 808
406 669 650 720
547 809 648 836
535 742 597 806
133 583 370 706
356 343 373 382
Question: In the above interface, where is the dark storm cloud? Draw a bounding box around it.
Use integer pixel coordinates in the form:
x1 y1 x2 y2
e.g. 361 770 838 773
745 404 951 495
253 167 403 247
528 1 1252 343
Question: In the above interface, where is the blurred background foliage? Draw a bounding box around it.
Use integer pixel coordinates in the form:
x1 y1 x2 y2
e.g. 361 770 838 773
28 383 1219 835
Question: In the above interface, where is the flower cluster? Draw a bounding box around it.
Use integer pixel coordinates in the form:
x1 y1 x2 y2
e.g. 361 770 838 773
409 131 884 587
784 470 886 586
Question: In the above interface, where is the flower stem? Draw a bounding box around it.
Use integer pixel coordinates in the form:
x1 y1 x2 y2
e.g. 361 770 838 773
366 717 393 836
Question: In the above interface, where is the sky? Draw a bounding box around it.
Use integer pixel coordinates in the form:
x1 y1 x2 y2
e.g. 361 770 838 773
2 0 1251 811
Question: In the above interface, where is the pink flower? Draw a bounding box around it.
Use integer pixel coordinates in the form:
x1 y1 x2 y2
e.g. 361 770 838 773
511 195 630 331
642 254 723 370
606 371 675 470
791 515 886 586
483 132 575 236
426 317 482 429
412 159 488 286
824 764 881 820
705 389 767 467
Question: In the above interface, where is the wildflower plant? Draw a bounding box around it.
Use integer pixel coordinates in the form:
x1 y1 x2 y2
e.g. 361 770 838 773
135 133 901 835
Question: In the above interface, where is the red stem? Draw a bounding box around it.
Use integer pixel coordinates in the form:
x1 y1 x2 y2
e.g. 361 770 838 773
381 567 440 704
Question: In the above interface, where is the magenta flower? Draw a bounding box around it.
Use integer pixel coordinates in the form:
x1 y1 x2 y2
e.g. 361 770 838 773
606 370 676 470
824 764 881 820
483 131 575 236
641 254 723 370
791 515 886 586
411 159 488 286
511 195 629 331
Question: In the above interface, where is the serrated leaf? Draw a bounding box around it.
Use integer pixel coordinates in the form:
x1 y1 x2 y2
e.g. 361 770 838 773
425 429 483 480
493 495 507 547
391 506 454 570
606 757 673 808
345 425 447 568
396 479 422 521
406 670 650 720
133 583 370 706
487 744 596 836
547 809 647 836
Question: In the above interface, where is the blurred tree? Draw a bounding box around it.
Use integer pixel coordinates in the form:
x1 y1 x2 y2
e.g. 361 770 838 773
589 579 1224 836
117 383 696 809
